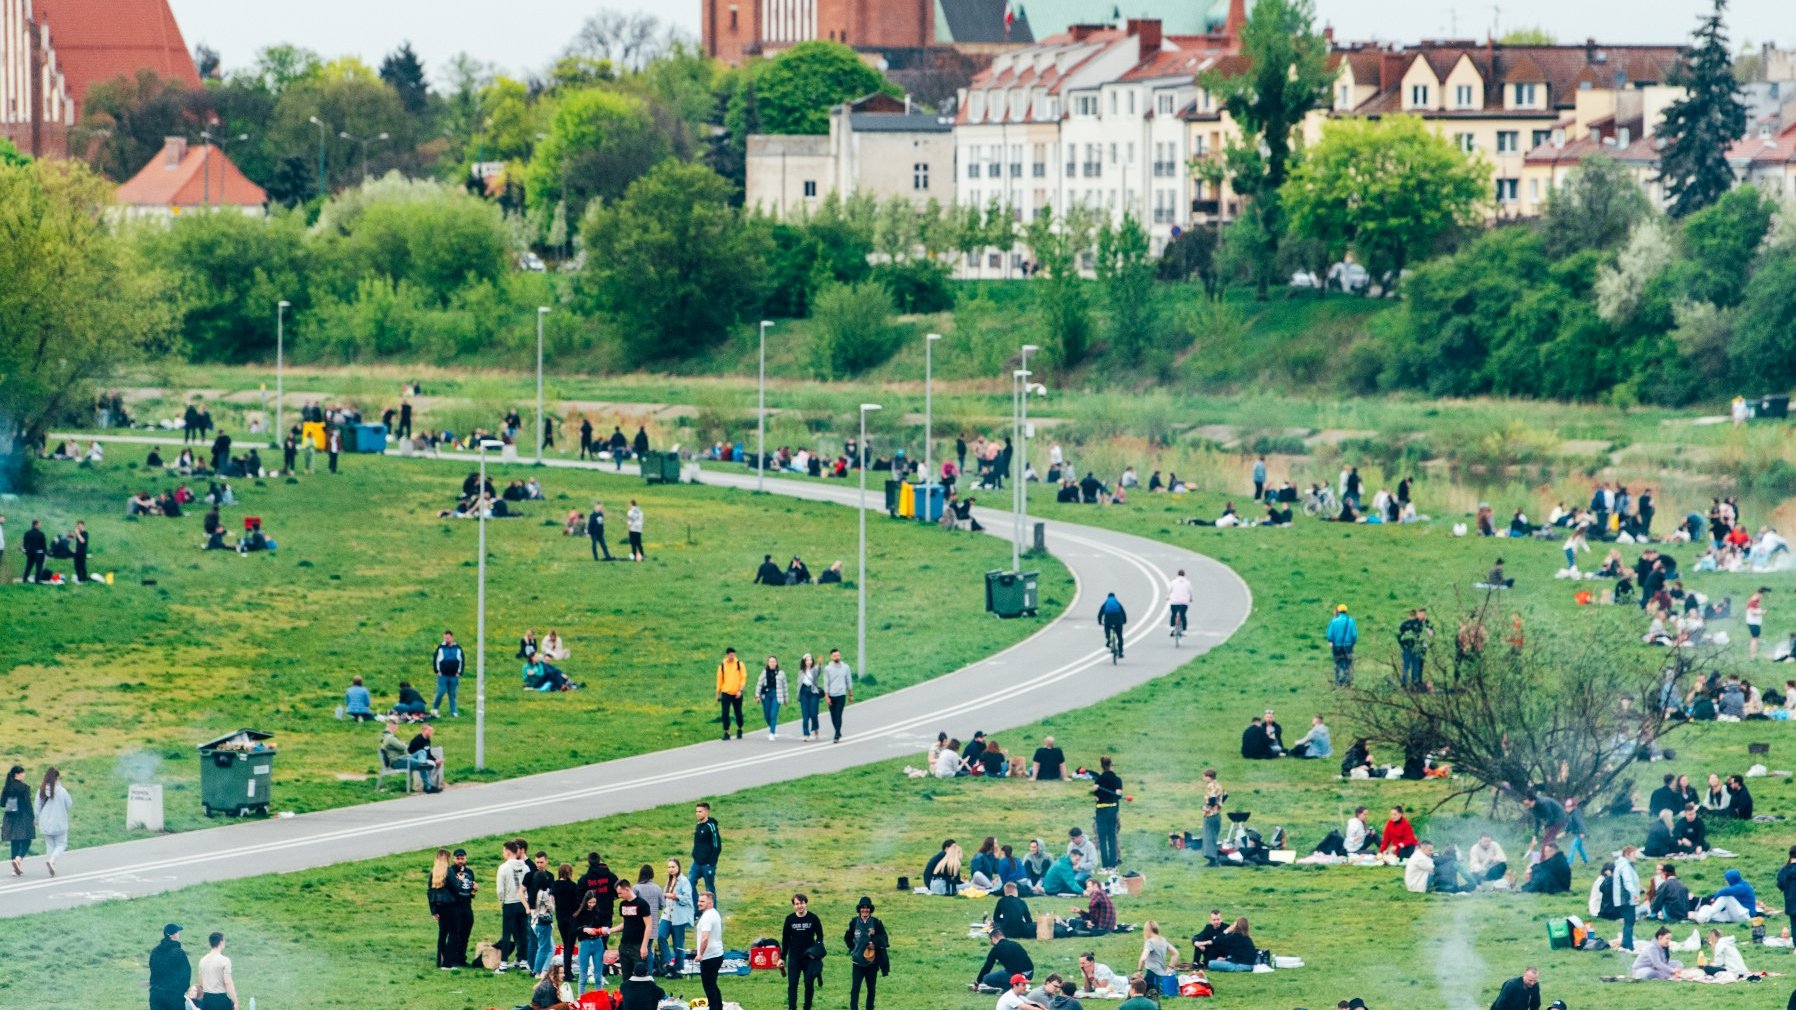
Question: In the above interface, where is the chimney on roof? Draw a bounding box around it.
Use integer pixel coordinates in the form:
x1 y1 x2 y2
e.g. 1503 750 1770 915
1381 52 1406 90
163 136 186 167
1069 23 1104 42
1128 19 1162 61
1323 25 1334 44
1224 0 1247 39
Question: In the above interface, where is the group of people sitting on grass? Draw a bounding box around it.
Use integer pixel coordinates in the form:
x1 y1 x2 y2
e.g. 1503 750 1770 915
1662 670 1782 723
1053 473 1120 506
203 513 274 554
752 554 844 586
1239 710 1331 760
1177 500 1293 527
923 833 1103 901
438 473 525 519
343 676 437 723
972 908 1265 1000
517 628 581 692
927 732 1078 782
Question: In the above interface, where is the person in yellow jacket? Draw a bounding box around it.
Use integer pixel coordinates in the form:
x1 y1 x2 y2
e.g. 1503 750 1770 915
716 647 747 741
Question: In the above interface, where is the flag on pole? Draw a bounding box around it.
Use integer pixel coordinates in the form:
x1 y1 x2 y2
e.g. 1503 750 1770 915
1004 0 1015 35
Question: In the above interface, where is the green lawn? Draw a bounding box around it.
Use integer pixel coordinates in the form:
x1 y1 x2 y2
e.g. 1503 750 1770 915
4 482 1791 1010
0 454 1069 848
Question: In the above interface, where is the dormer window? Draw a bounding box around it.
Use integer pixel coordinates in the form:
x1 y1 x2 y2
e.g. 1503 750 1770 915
1513 82 1539 107
969 92 986 121
1409 84 1431 108
1337 83 1351 108
1454 84 1475 108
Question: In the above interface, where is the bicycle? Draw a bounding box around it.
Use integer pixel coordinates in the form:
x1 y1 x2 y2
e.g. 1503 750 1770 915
1169 604 1189 647
1301 485 1336 517
1105 624 1125 664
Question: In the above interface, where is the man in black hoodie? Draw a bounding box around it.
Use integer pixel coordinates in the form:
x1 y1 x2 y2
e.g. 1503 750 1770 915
21 519 46 583
690 802 722 897
845 896 889 1010
780 893 824 1010
148 924 191 1010
974 929 1034 990
992 883 1035 940
1092 756 1123 870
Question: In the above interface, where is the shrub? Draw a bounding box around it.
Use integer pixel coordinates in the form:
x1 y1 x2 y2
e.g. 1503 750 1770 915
808 280 903 378
871 259 954 314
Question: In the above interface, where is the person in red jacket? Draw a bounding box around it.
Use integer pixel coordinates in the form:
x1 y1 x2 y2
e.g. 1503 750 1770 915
1380 805 1419 859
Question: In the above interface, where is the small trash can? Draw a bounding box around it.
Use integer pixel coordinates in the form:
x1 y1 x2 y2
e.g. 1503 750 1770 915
914 483 945 523
197 729 277 817
642 451 682 484
985 569 1040 618
355 423 388 452
883 480 902 516
337 425 358 453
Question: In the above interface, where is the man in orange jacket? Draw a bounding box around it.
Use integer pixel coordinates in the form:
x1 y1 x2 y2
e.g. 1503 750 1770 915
716 647 747 740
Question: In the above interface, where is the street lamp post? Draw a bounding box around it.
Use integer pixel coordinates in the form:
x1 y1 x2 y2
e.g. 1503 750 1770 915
1014 344 1039 570
1011 369 1029 571
757 320 772 492
338 130 390 181
306 116 327 196
924 332 941 512
475 437 502 770
196 130 247 207
535 306 549 464
275 300 289 448
858 403 881 686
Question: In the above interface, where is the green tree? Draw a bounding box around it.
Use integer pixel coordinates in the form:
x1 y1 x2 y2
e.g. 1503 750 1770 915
311 175 510 304
379 41 432 116
1670 184 1772 306
808 280 903 378
0 137 26 165
524 87 670 220
1538 155 1654 258
246 43 324 95
737 41 895 136
136 209 312 361
0 160 176 484
269 58 415 191
1024 205 1095 366
1092 212 1158 357
79 70 206 180
1283 115 1488 289
1498 26 1556 44
578 161 769 361
1728 248 1796 388
1198 0 1332 296
1657 0 1747 217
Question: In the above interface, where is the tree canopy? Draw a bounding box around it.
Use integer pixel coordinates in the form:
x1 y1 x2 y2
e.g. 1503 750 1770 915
1657 0 1747 217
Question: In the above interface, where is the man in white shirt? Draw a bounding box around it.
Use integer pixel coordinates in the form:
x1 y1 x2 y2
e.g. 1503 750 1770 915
696 891 726 1010
496 840 532 972
1344 807 1373 855
996 973 1034 1010
1166 570 1193 638
196 932 238 1010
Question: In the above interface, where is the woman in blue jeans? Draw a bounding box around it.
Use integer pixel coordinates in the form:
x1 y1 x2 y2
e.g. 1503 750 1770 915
1207 917 1258 971
657 858 695 977
529 888 557 976
754 656 787 742
796 654 823 742
574 890 609 993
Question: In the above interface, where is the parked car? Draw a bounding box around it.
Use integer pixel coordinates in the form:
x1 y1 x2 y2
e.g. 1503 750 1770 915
518 252 546 272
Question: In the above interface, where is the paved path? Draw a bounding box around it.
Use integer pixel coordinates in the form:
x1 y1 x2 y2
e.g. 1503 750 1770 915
4 435 1251 919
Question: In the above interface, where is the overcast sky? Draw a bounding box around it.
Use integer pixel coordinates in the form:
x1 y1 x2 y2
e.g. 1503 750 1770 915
168 0 1793 82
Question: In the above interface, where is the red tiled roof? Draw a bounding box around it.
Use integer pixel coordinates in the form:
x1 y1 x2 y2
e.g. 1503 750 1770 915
1727 121 1796 166
33 0 199 115
116 138 267 208
1343 43 1684 115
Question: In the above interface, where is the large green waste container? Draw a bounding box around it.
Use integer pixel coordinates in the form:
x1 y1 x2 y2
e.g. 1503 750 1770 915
985 569 1039 618
643 451 683 484
197 729 277 817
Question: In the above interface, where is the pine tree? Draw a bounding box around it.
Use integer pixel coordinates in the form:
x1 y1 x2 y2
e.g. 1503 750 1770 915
379 42 431 116
1656 0 1746 218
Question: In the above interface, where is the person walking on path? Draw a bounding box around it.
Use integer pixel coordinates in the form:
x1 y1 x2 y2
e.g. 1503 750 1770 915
4 765 34 876
755 655 788 741
32 767 71 876
845 896 890 1010
1325 604 1358 686
399 400 413 440
579 419 594 460
779 892 824 1010
716 648 747 740
796 654 823 742
626 500 645 561
1092 756 1123 870
695 891 726 1010
72 520 90 584
633 426 650 459
656 858 694 978
690 803 722 897
21 519 47 584
432 631 464 718
196 932 238 1010
587 500 613 561
823 648 853 742
148 924 191 1010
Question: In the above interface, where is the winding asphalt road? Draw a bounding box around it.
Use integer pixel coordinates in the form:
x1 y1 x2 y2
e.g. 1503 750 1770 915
4 435 1250 919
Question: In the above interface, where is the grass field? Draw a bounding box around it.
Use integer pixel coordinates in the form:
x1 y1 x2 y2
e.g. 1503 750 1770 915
0 452 1070 848
3 475 1792 1010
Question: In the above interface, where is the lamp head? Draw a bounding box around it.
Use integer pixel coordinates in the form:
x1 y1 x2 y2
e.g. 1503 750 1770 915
338 131 352 140
308 115 322 126
860 403 882 413
538 306 551 315
277 300 290 309
926 332 942 341
1021 344 1040 354
479 439 504 452
1013 369 1031 379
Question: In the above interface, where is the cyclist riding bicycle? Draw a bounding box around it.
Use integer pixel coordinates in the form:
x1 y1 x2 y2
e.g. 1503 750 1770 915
1097 592 1128 658
1167 570 1193 636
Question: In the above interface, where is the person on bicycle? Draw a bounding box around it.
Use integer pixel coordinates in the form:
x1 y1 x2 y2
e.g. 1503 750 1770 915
1167 571 1193 637
1097 593 1128 658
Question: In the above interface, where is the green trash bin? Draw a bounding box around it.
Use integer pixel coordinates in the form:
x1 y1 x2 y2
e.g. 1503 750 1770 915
197 729 277 817
642 451 683 484
985 569 1039 618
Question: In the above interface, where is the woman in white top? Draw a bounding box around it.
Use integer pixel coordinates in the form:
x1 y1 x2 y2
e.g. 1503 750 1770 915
196 931 238 1010
933 740 965 779
33 767 72 876
540 630 570 662
626 501 645 561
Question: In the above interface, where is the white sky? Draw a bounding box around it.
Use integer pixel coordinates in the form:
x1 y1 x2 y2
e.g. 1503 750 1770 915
168 0 1794 83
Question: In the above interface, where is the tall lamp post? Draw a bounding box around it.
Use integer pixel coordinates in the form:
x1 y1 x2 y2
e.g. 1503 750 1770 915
1012 344 1039 570
534 306 550 464
858 403 881 687
338 130 390 181
757 319 772 492
923 332 941 509
474 437 502 770
275 300 289 447
306 116 328 197
197 130 248 207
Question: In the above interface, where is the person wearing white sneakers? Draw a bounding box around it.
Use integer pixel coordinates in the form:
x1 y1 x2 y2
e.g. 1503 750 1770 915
755 655 788 741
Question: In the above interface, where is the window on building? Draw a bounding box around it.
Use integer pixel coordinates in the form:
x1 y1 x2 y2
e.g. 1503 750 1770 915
1496 178 1519 203
1074 94 1098 116
1127 90 1135 115
729 4 738 29
1109 91 1117 115
1108 143 1117 164
1454 83 1475 108
968 160 979 179
1125 142 1134 164
1046 98 1059 118
1532 129 1552 149
1337 83 1351 108
1455 133 1476 153
1157 93 1175 115
1496 131 1518 153
1513 82 1538 106
913 162 929 191
988 252 1002 268
1032 143 1046 177
803 180 817 198
1408 84 1430 107
1529 178 1540 201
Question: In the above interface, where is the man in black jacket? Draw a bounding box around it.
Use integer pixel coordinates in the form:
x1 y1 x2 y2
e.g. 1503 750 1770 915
845 896 889 1010
780 893 824 1010
974 929 1034 990
1520 843 1571 894
1092 756 1123 870
21 519 46 583
690 802 722 897
1191 909 1227 966
1651 863 1691 921
754 554 785 585
587 501 613 561
633 427 650 457
992 883 1034 940
1488 966 1541 1010
620 960 665 1010
148 924 191 1010
1648 774 1680 819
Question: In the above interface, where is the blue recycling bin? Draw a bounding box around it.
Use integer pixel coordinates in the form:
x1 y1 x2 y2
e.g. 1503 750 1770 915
354 423 388 452
914 483 945 522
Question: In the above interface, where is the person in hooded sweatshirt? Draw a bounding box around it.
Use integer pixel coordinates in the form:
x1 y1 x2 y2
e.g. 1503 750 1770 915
148 924 191 1010
1703 929 1751 976
1692 868 1757 923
